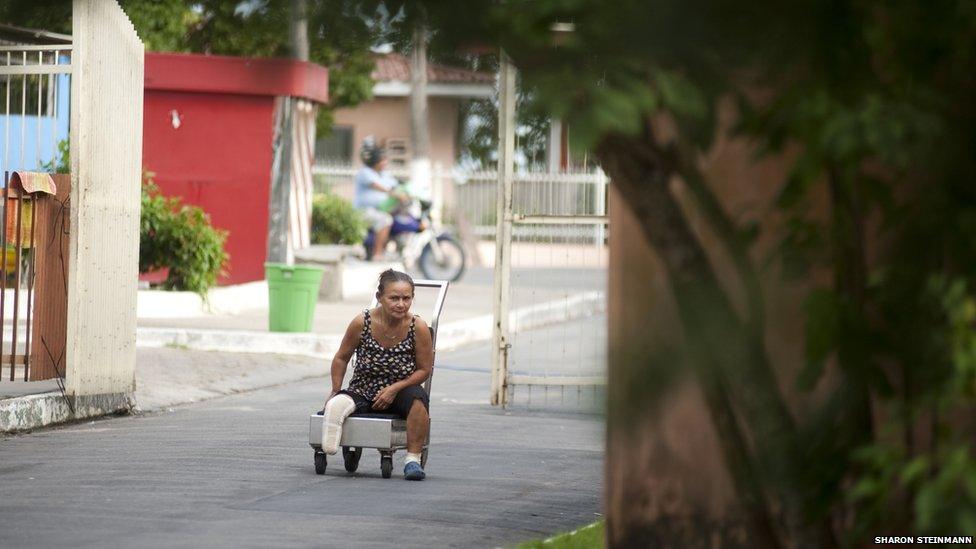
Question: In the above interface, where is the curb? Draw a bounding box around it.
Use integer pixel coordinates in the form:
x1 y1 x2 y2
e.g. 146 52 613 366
136 291 606 357
136 328 344 359
0 391 132 433
137 260 407 319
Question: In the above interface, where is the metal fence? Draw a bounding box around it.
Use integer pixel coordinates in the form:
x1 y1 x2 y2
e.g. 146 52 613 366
311 162 608 244
489 56 608 411
0 45 71 173
454 169 607 243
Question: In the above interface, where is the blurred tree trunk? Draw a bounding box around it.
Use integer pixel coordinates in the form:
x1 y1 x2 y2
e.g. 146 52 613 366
596 127 837 548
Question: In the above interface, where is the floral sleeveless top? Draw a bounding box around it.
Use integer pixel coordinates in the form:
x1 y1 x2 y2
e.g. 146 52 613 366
347 308 417 401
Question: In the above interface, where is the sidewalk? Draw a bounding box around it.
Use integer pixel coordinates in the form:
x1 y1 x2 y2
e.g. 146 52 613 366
132 273 604 412
135 267 605 359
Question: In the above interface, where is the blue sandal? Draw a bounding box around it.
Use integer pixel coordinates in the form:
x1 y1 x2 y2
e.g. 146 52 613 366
403 461 425 481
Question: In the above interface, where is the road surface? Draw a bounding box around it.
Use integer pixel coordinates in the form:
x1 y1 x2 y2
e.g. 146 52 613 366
0 335 603 548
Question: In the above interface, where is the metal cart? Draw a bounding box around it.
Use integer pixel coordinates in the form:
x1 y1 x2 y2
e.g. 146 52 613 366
309 279 449 478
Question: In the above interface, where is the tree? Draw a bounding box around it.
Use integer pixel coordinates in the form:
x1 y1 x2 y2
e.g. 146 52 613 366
418 0 976 546
408 14 431 195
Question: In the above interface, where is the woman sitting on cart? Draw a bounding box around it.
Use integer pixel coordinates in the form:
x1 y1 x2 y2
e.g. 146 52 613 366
321 269 434 480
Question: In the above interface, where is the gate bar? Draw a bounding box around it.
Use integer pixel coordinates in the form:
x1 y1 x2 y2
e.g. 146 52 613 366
23 194 36 379
512 215 609 225
509 375 606 386
10 189 23 376
490 51 516 407
0 174 6 380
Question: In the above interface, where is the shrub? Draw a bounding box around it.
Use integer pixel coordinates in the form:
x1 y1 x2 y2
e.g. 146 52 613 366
311 193 364 245
140 175 228 296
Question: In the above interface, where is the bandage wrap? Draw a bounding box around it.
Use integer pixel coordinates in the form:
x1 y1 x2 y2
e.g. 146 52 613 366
322 394 356 454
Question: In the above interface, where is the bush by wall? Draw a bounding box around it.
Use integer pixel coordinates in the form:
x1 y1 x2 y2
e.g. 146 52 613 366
43 144 227 295
311 193 364 245
140 175 228 295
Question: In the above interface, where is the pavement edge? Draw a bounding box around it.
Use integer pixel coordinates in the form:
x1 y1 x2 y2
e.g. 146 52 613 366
135 291 606 357
0 391 132 433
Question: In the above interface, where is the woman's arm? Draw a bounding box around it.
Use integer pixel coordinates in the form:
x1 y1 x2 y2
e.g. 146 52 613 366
368 180 390 193
325 314 364 406
369 175 406 201
373 317 434 409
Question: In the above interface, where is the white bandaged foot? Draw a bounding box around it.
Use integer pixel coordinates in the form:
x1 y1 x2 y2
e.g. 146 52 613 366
322 394 355 455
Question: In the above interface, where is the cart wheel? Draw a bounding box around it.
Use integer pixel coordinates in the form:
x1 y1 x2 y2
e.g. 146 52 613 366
343 447 362 473
421 448 428 468
314 450 327 475
380 455 393 479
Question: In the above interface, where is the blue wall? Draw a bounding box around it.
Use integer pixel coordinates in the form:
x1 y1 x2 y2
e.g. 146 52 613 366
0 73 70 179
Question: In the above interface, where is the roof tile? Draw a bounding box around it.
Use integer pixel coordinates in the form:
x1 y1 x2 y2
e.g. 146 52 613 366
371 53 494 85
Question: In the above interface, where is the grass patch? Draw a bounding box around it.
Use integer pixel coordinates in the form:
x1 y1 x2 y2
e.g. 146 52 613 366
516 521 604 549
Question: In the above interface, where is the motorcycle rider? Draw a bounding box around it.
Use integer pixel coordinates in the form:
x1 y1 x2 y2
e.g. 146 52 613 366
353 138 404 261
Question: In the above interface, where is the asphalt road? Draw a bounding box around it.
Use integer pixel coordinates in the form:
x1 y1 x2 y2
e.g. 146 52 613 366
0 338 604 548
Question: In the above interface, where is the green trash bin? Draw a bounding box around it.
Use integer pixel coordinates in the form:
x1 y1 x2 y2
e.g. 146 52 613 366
265 263 324 332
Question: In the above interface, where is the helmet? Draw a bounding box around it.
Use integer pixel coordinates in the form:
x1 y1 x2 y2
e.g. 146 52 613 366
359 136 384 168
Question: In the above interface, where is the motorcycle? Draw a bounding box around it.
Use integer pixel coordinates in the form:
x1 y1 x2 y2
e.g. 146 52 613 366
363 181 467 282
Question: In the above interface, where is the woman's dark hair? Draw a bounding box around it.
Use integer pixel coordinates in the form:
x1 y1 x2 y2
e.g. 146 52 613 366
377 269 414 297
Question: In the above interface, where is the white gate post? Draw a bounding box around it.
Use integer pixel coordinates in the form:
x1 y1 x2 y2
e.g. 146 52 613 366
490 52 516 407
66 0 144 401
594 167 608 245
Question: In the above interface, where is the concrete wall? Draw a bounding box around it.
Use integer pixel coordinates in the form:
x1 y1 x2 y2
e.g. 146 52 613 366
66 0 144 398
332 96 460 171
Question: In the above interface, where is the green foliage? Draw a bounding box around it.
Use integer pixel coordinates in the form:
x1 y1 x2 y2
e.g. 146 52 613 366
0 0 72 34
458 91 553 170
140 175 228 296
37 140 227 295
40 139 70 174
168 1 377 131
119 0 194 52
846 278 976 541
516 521 604 549
310 193 364 245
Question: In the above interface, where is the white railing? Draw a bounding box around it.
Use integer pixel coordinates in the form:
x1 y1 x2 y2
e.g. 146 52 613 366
456 169 608 242
312 162 609 242
0 45 72 174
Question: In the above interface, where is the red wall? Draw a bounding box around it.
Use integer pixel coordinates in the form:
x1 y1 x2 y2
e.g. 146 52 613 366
142 90 275 285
